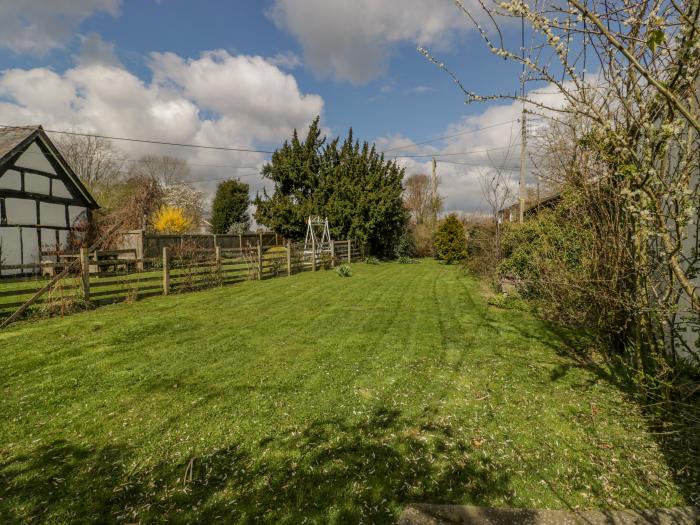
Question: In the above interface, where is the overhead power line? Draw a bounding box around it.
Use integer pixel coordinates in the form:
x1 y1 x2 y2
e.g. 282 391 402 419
19 135 529 182
2 123 529 181
380 118 518 154
1 122 524 161
436 159 521 169
395 143 521 158
0 124 274 154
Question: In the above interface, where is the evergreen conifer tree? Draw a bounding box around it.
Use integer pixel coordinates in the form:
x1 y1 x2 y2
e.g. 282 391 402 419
254 117 407 256
433 214 467 263
210 179 250 234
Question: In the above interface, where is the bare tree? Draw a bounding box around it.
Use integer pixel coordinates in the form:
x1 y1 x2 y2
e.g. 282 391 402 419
479 165 514 245
479 167 514 222
404 173 432 224
55 134 125 193
129 154 190 186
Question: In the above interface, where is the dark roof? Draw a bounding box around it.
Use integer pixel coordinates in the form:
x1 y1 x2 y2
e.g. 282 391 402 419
0 125 99 209
0 125 41 163
498 192 563 215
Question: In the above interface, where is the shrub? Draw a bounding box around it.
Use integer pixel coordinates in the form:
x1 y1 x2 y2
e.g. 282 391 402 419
461 216 498 277
394 231 414 259
409 222 434 257
497 207 597 327
365 256 380 265
398 256 418 264
152 206 192 234
335 264 352 277
433 214 467 264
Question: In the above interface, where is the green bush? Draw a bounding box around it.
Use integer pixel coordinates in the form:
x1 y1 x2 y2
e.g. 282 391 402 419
394 231 414 259
365 256 380 265
433 214 467 264
497 207 596 326
335 264 352 277
398 256 418 264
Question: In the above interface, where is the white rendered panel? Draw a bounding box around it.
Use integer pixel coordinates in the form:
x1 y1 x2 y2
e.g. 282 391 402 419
5 198 36 225
58 229 69 250
52 180 72 199
25 172 51 195
41 228 58 252
40 202 67 228
14 141 56 174
22 227 39 265
68 206 87 227
0 169 21 190
676 169 700 360
0 227 22 265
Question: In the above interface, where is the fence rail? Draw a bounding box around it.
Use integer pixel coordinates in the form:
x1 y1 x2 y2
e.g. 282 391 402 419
0 239 361 322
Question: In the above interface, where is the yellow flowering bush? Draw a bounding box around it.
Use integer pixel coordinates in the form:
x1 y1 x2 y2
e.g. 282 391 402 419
152 206 192 234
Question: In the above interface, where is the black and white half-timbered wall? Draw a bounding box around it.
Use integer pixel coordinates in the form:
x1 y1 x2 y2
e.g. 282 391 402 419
0 126 99 275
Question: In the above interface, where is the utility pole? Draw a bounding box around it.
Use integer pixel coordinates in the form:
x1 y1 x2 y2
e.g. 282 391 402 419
519 109 527 223
518 12 527 224
431 157 438 224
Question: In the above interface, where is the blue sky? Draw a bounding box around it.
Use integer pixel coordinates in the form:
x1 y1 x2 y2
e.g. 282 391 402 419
0 1 548 212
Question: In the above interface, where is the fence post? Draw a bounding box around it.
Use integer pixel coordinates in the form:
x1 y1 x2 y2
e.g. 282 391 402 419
135 231 144 271
311 236 316 272
286 240 292 276
215 245 221 274
162 247 170 295
80 247 90 302
347 239 352 263
257 242 263 280
330 240 336 268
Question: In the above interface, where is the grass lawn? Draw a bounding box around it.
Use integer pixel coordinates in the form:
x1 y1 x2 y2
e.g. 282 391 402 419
0 260 691 523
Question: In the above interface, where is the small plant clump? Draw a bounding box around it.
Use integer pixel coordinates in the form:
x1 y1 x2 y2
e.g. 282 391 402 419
335 264 352 277
487 292 527 311
364 256 380 265
398 256 419 264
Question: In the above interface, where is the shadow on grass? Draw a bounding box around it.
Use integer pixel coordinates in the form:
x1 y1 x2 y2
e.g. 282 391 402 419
0 406 516 524
502 315 700 509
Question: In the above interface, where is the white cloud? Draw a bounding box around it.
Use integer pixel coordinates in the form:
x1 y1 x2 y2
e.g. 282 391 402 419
150 50 323 144
0 49 324 204
267 0 472 84
0 0 121 56
268 51 302 70
76 33 122 67
377 87 567 214
404 86 436 95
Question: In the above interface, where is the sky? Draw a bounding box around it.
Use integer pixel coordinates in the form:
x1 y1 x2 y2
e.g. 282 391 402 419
0 0 561 214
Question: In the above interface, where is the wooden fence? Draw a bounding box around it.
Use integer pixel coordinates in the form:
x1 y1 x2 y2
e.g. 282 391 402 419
121 230 283 260
0 240 361 321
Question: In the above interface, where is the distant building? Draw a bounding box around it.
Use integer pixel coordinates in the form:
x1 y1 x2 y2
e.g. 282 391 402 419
0 126 99 274
498 193 562 224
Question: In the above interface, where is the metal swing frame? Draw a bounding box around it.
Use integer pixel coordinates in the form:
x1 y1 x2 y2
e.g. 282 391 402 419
303 216 332 256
